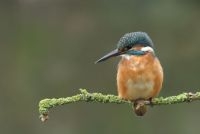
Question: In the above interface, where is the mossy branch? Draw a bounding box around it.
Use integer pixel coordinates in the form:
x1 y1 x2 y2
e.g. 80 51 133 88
39 89 200 122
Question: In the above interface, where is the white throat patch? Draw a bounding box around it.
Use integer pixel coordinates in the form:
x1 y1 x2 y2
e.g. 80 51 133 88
141 46 154 53
121 54 131 60
121 46 154 60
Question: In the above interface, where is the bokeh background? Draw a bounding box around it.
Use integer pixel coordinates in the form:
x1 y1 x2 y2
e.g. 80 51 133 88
1 0 200 134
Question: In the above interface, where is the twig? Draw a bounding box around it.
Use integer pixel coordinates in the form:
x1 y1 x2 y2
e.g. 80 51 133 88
39 89 200 122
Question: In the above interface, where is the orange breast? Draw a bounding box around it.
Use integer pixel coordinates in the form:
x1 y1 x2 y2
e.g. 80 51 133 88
117 53 163 100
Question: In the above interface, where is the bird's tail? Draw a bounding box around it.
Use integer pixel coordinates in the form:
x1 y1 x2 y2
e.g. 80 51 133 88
133 100 147 116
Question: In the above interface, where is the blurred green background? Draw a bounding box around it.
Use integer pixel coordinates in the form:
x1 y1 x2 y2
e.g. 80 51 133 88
1 0 200 134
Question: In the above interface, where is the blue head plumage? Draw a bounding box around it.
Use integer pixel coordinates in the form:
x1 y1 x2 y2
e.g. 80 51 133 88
95 32 154 63
117 32 154 50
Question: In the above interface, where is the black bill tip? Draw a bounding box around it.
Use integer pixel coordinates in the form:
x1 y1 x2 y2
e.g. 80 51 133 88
95 49 120 64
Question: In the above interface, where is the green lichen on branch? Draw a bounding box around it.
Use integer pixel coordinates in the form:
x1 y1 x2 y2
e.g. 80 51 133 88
39 89 200 122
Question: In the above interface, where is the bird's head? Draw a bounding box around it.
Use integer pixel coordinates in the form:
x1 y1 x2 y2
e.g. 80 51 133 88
95 32 155 63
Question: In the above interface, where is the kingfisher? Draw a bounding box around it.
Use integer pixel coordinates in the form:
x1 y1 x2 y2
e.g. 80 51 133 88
95 32 163 116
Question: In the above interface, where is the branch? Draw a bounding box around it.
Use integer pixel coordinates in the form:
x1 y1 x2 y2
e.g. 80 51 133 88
39 89 200 122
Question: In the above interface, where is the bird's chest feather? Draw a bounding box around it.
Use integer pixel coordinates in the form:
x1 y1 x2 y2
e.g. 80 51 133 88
117 54 160 100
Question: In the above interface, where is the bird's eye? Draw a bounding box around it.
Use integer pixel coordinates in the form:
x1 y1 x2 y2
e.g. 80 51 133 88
118 48 123 52
118 45 132 52
125 45 132 50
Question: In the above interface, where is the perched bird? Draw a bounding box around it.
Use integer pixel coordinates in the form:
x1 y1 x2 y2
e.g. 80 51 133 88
96 32 163 116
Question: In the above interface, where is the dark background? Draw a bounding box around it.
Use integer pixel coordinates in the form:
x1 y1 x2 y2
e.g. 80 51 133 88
1 1 200 134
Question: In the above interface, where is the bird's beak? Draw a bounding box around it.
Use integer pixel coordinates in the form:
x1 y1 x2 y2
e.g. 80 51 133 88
95 49 122 63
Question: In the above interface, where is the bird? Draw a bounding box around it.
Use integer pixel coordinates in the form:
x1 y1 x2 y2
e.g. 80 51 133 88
95 32 163 116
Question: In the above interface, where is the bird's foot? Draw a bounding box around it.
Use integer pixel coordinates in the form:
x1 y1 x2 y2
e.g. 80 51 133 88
147 97 154 107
